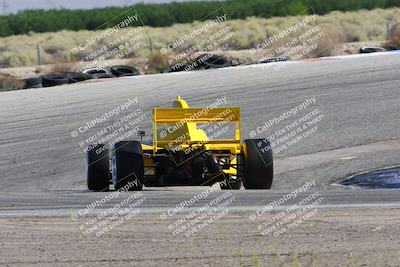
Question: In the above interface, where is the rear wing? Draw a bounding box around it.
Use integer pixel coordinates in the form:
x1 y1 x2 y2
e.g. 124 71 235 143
153 107 241 149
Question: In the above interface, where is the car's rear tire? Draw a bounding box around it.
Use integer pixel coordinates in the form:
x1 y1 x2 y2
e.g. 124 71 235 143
87 144 110 191
242 139 273 189
112 141 144 191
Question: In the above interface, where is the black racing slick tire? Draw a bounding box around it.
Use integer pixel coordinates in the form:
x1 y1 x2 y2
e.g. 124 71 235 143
87 144 110 191
242 139 273 189
112 141 144 191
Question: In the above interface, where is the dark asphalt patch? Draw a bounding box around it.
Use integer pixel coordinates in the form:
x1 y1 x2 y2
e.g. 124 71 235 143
339 166 400 189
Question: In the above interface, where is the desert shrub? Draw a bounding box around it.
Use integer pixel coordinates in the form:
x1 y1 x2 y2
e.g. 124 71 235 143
307 29 345 57
344 32 360 42
0 73 25 91
0 51 38 68
147 51 170 73
384 23 400 49
46 63 78 74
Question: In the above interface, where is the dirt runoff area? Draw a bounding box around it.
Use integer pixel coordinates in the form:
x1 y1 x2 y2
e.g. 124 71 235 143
0 207 399 266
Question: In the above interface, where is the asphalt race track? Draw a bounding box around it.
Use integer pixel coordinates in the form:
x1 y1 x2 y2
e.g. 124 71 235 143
0 52 400 213
1 190 400 217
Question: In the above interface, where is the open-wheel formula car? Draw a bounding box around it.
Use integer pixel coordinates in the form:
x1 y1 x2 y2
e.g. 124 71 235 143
87 96 273 191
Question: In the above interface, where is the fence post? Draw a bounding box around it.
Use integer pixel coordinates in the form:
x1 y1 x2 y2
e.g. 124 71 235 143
149 37 153 54
37 43 41 65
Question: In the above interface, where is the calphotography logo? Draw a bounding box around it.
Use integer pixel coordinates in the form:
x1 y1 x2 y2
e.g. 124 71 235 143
250 10 334 72
69 7 146 70
248 95 329 156
71 185 146 237
249 179 325 237
70 97 148 154
160 183 236 240
159 96 235 164
159 8 235 72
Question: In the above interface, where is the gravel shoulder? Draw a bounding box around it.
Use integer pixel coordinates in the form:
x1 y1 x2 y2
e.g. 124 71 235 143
0 208 399 266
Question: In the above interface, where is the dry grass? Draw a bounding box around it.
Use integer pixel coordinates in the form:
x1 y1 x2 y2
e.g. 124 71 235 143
147 51 170 73
307 29 345 58
384 23 400 49
45 62 79 74
0 8 398 70
0 73 25 91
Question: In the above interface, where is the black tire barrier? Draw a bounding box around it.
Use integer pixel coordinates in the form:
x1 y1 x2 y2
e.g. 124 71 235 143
23 77 42 89
110 65 140 77
194 54 231 70
169 54 231 72
61 72 90 83
259 56 290 64
112 141 144 191
82 68 114 79
359 46 385 53
241 139 273 189
169 63 189 72
87 144 110 191
41 74 70 87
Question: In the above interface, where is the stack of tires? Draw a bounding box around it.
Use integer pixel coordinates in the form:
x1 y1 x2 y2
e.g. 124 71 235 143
23 65 140 89
170 53 232 72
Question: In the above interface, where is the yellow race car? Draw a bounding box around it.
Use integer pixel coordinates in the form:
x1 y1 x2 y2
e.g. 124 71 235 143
87 96 273 191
